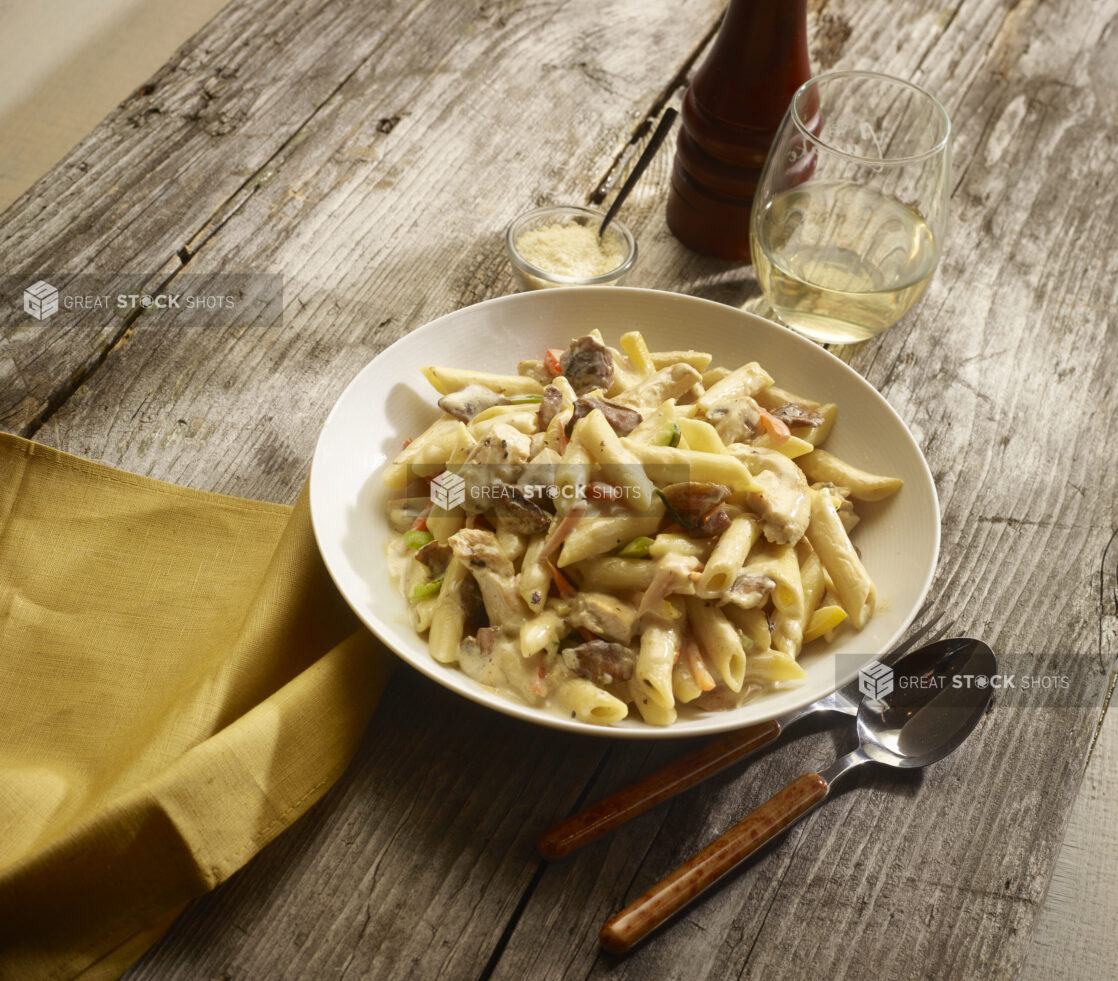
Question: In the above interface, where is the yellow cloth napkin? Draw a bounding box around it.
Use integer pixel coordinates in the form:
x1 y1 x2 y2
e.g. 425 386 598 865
0 433 393 980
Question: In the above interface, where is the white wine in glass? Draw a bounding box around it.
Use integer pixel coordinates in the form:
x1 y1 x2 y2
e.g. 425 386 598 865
750 72 951 344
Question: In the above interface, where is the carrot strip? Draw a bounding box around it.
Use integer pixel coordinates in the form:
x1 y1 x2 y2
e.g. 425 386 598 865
539 501 587 562
410 502 433 531
757 407 791 443
545 558 576 598
684 632 717 691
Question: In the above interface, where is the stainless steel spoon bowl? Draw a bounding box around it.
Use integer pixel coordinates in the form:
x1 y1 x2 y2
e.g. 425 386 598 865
839 637 997 776
600 638 997 953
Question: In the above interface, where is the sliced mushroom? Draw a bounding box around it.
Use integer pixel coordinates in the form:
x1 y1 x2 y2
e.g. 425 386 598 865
693 505 732 539
565 395 642 438
538 385 564 431
560 336 615 395
459 575 489 635
659 482 731 529
561 639 637 685
771 402 826 429
477 626 498 656
720 572 776 610
491 493 553 535
415 540 452 578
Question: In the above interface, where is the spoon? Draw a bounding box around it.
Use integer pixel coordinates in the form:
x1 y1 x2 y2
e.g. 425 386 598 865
538 619 947 860
598 107 678 239
598 637 997 953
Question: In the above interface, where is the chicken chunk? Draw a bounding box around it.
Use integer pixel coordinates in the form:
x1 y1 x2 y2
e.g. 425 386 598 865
703 395 763 444
537 385 564 431
771 402 825 429
570 591 638 644
728 445 811 545
459 423 533 515
447 529 528 626
438 384 505 422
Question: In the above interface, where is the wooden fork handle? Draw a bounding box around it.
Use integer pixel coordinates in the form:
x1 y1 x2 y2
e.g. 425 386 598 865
538 719 782 861
599 771 829 953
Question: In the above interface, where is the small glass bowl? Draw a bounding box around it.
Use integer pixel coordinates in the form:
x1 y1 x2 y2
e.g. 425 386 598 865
505 205 637 290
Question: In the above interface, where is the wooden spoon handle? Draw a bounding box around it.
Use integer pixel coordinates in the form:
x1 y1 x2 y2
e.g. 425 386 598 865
538 719 782 860
599 771 829 953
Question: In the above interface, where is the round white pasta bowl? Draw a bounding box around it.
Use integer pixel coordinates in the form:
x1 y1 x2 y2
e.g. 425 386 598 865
310 287 940 738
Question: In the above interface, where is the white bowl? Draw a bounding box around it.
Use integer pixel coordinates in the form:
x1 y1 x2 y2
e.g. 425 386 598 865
310 287 940 738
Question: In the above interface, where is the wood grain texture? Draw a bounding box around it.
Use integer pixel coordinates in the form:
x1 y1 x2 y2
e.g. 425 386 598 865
538 719 783 861
0 0 1113 977
1022 532 1118 981
1022 700 1118 981
600 772 830 954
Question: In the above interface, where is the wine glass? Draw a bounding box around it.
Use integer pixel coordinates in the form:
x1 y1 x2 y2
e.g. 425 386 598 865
750 71 951 344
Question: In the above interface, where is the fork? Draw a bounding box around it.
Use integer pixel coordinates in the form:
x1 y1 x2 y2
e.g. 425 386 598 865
537 610 947 860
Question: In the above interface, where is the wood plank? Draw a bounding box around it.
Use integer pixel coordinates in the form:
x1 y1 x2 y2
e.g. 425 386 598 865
1022 702 1118 981
19 0 727 501
122 665 610 980
484 0 1118 975
0 0 494 433
1022 532 1118 981
6 0 1115 977
0 0 731 977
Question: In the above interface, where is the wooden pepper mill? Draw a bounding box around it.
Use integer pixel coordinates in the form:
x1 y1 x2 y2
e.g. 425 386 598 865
665 0 811 261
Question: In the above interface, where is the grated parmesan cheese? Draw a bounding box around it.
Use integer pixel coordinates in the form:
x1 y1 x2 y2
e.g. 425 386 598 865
515 220 626 279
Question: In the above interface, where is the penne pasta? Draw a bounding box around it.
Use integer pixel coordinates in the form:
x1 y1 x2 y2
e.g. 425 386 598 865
628 676 678 726
619 440 761 495
649 349 713 372
805 488 876 629
382 418 470 489
635 615 683 712
559 678 629 724
421 365 543 396
572 556 658 592
428 556 469 664
696 362 774 412
696 515 760 599
798 449 904 501
384 331 901 727
685 596 747 693
571 410 656 511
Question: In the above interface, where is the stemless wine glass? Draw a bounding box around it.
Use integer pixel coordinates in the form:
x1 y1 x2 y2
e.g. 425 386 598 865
750 71 951 344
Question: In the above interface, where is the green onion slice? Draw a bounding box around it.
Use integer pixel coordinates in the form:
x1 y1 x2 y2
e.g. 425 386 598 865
616 536 654 558
652 421 681 447
411 578 443 601
403 529 435 550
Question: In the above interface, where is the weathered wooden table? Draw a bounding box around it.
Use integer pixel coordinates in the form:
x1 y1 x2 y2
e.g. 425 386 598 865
2 0 1115 977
